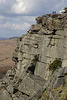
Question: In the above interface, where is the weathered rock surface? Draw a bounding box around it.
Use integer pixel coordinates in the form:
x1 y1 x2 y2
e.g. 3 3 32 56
0 7 67 100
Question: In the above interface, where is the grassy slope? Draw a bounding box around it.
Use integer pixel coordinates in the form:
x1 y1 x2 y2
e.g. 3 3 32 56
0 38 17 78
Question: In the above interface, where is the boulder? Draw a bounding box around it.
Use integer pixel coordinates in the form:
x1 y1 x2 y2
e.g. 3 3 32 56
18 74 47 96
0 89 12 100
30 24 42 32
53 77 64 89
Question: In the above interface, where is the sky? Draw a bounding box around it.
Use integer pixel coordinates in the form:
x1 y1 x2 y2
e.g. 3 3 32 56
0 0 67 38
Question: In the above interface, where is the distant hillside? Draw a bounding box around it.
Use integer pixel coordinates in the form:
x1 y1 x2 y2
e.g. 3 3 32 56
9 36 19 39
0 38 17 79
0 37 19 40
0 37 8 40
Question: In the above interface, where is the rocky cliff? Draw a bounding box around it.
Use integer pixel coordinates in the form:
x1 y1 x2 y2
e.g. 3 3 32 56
0 8 67 100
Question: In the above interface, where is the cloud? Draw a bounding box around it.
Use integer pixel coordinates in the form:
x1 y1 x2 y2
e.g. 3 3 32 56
0 19 31 30
0 0 6 3
0 0 66 16
12 0 27 14
11 22 30 30
0 15 36 37
0 15 4 20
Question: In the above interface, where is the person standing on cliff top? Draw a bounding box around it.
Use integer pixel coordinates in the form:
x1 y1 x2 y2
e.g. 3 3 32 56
52 11 56 14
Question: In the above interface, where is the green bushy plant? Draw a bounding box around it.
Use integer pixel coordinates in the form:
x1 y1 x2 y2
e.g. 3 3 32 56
49 58 62 73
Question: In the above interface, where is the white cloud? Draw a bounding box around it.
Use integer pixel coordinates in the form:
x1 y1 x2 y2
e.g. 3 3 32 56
12 0 26 14
0 15 4 20
22 16 36 23
0 0 6 3
0 22 11 28
11 0 36 14
0 21 30 30
12 22 30 30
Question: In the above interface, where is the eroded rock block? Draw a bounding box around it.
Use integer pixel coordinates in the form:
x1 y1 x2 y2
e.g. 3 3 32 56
0 89 12 100
18 74 47 96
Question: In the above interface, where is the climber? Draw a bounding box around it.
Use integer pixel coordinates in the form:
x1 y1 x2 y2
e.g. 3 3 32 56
52 11 56 14
52 11 54 14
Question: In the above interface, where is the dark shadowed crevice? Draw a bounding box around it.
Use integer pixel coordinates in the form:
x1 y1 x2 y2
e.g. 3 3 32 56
26 55 39 74
13 88 18 94
26 65 35 74
52 29 57 35
21 92 30 97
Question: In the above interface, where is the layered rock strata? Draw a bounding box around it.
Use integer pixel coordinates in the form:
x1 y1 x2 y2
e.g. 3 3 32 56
0 8 67 100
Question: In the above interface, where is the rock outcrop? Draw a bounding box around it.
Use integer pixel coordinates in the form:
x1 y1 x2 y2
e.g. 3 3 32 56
0 8 67 100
